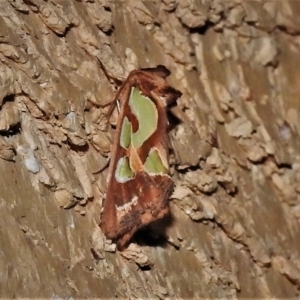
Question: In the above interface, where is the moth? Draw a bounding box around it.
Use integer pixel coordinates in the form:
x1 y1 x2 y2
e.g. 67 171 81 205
100 65 182 250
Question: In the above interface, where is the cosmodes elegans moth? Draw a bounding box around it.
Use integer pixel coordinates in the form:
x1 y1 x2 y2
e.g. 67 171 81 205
100 65 182 250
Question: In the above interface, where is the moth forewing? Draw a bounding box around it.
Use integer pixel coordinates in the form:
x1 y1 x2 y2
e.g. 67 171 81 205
100 66 182 250
105 77 135 185
144 147 169 175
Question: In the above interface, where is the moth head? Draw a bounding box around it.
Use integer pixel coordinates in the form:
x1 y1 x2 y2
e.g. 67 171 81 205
140 65 171 78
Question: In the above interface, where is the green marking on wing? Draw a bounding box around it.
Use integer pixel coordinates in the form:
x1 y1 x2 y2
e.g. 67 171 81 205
120 117 132 149
129 87 158 149
115 156 135 183
144 148 168 174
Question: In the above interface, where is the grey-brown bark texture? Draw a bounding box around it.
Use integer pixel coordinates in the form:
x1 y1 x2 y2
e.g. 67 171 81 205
1 0 300 298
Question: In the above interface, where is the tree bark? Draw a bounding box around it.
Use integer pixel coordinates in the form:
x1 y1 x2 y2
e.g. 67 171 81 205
1 0 300 298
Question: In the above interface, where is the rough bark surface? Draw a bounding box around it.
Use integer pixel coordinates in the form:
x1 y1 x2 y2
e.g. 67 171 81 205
1 0 300 298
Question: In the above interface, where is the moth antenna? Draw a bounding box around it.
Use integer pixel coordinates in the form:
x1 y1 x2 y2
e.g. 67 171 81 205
116 99 121 113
